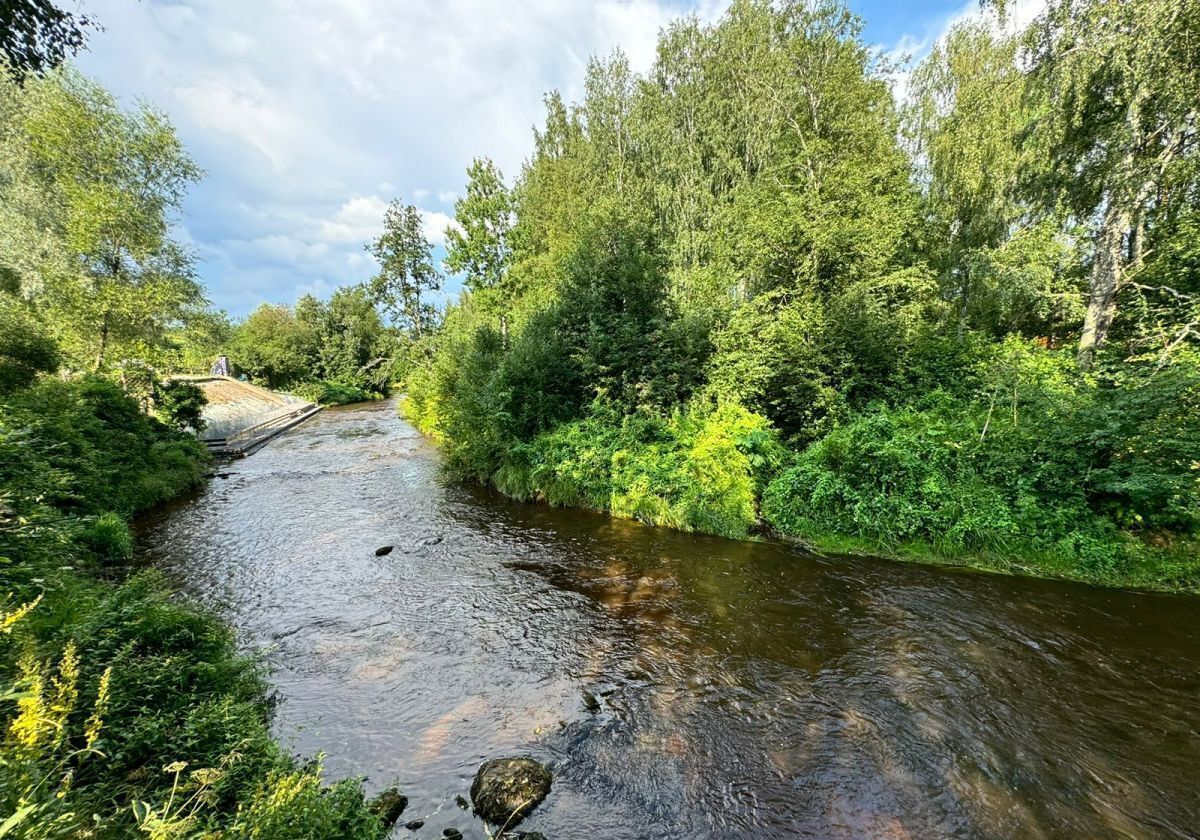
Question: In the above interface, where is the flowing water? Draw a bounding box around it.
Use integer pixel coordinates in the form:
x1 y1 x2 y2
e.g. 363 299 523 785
137 400 1200 839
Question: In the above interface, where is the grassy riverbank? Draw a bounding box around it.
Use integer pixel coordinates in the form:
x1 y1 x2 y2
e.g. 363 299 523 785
1 378 391 838
402 338 1200 595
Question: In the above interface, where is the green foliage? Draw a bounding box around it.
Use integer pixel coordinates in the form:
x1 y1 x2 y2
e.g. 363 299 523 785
0 66 205 373
764 342 1200 587
152 379 207 433
230 288 395 400
230 303 319 390
224 762 386 840
366 200 441 336
78 511 134 561
445 157 514 304
490 398 782 540
292 379 378 406
0 377 206 519
0 297 58 393
0 1 95 77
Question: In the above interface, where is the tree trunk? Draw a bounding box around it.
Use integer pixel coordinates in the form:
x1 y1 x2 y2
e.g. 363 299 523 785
1076 199 1130 371
93 313 110 372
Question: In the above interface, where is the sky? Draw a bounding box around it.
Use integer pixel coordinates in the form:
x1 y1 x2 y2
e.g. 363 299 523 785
72 0 1030 318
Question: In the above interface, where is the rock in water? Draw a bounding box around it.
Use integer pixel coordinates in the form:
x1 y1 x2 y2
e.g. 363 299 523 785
375 545 394 556
368 787 407 827
404 819 424 830
470 757 552 825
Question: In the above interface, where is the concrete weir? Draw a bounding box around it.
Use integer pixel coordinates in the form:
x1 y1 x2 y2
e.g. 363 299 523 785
177 376 321 458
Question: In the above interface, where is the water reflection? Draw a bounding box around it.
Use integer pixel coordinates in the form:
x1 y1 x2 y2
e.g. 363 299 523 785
136 400 1200 839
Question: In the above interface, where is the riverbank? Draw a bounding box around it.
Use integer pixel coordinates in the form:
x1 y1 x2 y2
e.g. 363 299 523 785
401 396 1200 595
774 527 1200 594
0 378 393 837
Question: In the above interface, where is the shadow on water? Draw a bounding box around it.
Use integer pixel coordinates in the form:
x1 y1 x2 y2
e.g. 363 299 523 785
136 400 1200 840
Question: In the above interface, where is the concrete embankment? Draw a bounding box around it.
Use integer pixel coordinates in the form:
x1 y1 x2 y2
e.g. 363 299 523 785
176 375 321 457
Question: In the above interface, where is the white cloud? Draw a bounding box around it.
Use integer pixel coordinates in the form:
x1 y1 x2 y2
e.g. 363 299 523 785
75 0 735 314
421 210 462 247
319 196 390 243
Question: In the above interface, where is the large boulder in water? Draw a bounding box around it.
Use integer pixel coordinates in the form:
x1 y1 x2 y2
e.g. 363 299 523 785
470 756 552 825
368 786 407 827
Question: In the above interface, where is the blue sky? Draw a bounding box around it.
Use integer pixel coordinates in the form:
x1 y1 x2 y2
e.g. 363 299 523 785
73 0 1034 318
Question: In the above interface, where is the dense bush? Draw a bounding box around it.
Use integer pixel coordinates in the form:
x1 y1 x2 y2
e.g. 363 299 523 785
488 398 784 539
292 379 380 406
0 300 59 394
763 344 1200 587
153 378 208 432
0 377 207 518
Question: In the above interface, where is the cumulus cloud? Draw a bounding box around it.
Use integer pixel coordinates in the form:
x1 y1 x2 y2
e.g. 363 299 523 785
421 211 462 247
319 196 390 244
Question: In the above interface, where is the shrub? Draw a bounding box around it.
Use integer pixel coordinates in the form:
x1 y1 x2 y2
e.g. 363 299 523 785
0 300 59 394
153 378 208 432
0 377 207 518
494 399 782 539
762 342 1200 587
292 379 379 406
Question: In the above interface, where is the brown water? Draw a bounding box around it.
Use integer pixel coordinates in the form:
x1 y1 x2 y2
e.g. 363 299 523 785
137 400 1200 839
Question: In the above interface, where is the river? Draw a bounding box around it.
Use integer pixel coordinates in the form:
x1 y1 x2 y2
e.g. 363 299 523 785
136 400 1200 839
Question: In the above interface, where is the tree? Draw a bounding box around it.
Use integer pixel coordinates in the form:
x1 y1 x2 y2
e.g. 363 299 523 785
707 0 917 299
366 200 441 337
906 22 1026 325
1 69 204 371
444 158 514 337
1018 0 1200 369
230 304 318 389
313 285 389 388
0 0 97 77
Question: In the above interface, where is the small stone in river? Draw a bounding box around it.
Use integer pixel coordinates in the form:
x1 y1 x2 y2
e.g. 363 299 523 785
368 787 407 827
517 834 548 840
404 819 424 830
582 691 601 713
442 830 463 840
455 794 470 810
375 545 394 556
470 756 552 825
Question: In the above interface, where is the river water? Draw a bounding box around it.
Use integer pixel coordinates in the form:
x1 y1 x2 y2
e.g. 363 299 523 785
136 400 1200 839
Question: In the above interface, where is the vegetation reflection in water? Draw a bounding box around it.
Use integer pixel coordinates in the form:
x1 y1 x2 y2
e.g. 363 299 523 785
139 403 1200 840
